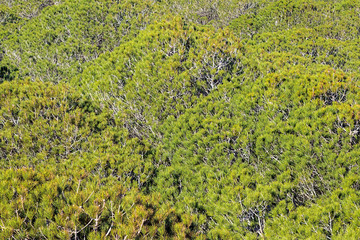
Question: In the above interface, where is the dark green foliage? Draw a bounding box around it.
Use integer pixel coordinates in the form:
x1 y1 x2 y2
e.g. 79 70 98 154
1 0 360 239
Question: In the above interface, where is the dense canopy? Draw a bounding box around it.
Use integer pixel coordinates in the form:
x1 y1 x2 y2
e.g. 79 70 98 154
1 0 360 239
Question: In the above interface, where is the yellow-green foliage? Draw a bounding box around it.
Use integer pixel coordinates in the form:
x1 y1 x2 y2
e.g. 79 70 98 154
1 0 360 239
74 18 243 140
1 0 158 83
0 80 196 239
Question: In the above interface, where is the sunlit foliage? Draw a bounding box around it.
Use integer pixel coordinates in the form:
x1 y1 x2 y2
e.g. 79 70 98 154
1 0 360 238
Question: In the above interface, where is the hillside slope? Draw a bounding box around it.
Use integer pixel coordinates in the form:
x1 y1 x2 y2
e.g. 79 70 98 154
1 0 360 239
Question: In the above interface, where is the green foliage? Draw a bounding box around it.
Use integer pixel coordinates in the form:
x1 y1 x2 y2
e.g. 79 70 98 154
158 0 263 27
230 0 360 40
0 0 61 82
1 0 360 238
0 80 197 238
74 18 243 140
150 63 360 238
1 0 158 83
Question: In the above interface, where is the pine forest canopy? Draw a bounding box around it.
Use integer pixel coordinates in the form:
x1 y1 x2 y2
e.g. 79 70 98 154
1 0 360 239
